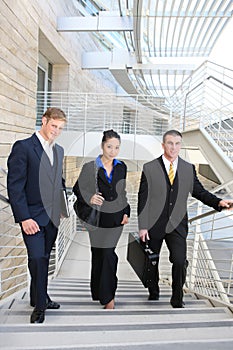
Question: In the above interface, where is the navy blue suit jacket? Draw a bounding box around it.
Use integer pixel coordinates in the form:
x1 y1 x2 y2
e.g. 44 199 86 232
7 133 65 227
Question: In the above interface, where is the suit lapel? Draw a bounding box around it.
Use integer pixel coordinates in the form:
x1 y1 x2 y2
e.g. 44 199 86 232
158 156 171 185
98 167 111 186
53 145 63 186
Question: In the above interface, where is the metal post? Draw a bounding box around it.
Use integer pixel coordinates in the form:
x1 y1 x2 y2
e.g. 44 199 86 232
227 253 233 295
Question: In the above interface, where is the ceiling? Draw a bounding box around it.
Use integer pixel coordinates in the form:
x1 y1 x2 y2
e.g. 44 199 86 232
59 0 233 104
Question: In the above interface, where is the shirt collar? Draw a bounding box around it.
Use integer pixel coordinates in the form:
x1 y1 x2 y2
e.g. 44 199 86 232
36 131 55 149
95 155 122 168
162 155 178 172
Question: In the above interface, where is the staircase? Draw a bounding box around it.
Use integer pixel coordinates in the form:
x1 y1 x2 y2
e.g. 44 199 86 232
1 278 233 349
1 231 233 349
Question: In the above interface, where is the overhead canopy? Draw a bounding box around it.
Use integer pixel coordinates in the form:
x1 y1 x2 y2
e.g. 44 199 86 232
57 0 233 103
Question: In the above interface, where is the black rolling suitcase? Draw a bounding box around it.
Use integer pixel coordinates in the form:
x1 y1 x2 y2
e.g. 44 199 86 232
127 232 159 288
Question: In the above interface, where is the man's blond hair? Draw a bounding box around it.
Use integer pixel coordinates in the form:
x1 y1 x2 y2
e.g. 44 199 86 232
43 107 67 123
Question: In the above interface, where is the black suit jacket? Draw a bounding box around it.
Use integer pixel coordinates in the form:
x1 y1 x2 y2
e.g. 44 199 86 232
7 133 65 227
138 156 222 238
73 160 130 228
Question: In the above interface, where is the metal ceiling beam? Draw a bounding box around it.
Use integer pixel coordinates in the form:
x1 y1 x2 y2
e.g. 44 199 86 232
82 49 136 69
110 67 138 95
133 0 143 63
57 12 133 32
82 51 205 71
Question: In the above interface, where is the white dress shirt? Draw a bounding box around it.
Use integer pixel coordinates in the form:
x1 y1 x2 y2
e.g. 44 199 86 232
162 155 178 177
36 131 55 165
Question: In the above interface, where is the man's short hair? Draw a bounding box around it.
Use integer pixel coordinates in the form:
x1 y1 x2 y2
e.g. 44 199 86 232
43 107 67 122
163 130 182 143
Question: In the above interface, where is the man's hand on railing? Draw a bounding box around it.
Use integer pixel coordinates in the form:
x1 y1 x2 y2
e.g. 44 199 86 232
218 199 233 210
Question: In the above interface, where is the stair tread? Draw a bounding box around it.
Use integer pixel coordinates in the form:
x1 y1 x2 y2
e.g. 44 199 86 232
1 277 232 348
1 325 233 348
1 298 212 312
1 318 233 330
1 312 231 325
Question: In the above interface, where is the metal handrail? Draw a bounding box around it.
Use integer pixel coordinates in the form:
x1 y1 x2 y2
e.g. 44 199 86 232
0 180 76 300
189 209 217 223
188 206 233 224
0 194 9 204
170 61 233 161
186 199 233 304
183 74 233 130
0 203 28 300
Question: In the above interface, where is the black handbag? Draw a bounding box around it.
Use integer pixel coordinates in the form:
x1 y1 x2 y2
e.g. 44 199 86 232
73 200 100 230
73 162 100 231
127 232 159 288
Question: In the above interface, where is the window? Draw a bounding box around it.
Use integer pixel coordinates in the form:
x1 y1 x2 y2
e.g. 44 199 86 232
36 61 53 126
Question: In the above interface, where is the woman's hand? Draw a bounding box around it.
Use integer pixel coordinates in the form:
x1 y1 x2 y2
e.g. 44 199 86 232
90 192 104 206
121 214 129 225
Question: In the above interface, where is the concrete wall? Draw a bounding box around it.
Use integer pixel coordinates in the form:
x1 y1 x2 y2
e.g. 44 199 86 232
0 0 117 170
0 0 117 299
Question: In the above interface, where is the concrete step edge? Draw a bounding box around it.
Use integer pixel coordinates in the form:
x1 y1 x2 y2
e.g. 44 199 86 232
1 325 233 349
1 306 230 316
1 318 233 332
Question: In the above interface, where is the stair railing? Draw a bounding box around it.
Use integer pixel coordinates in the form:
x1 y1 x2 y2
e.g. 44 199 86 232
0 193 28 300
0 162 76 300
170 61 233 161
36 91 169 137
54 193 77 275
186 179 233 304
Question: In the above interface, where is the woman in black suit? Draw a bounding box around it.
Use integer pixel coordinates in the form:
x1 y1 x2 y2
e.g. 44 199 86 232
73 130 130 309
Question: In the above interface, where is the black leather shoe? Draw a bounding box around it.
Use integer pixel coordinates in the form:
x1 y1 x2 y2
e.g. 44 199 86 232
170 301 185 308
46 300 60 309
148 294 159 300
30 309 45 323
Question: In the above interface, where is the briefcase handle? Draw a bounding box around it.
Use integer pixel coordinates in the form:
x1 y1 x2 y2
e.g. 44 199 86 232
140 237 149 249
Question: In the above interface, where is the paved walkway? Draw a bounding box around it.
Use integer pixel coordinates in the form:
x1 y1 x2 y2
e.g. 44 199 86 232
57 229 137 282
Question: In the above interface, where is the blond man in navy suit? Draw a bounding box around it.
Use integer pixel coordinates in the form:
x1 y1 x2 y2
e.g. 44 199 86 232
7 108 67 323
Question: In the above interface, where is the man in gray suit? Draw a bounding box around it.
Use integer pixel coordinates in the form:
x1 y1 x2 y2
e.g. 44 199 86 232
7 107 67 323
138 129 233 308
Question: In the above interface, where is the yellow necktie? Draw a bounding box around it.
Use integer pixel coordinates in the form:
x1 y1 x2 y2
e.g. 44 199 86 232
168 163 174 185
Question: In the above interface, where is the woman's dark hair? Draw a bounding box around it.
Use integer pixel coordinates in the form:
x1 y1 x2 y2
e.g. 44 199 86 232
102 129 121 144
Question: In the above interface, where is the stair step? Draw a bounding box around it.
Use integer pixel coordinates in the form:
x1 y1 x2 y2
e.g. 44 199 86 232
2 340 233 350
1 318 233 332
1 297 211 313
1 277 233 349
1 322 233 349
1 306 231 324
45 292 195 301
